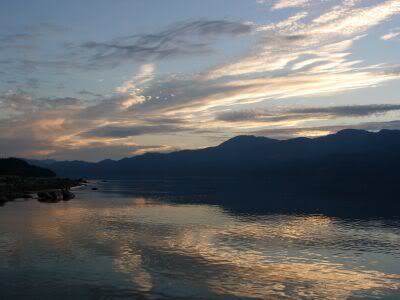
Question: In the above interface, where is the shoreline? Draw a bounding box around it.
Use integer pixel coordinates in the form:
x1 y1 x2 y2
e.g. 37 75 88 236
0 176 84 204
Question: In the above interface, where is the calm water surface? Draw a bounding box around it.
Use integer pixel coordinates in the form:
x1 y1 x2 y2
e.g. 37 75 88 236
0 180 400 299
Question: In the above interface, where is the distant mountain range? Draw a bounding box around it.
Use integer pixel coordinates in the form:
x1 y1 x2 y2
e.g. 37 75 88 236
0 158 55 178
25 129 400 190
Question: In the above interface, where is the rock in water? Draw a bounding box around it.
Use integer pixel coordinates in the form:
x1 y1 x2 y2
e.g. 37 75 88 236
37 191 61 203
53 191 64 201
38 192 50 200
37 192 50 201
62 190 75 201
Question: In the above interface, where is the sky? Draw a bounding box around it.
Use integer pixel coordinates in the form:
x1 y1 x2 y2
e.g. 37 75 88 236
1 0 400 161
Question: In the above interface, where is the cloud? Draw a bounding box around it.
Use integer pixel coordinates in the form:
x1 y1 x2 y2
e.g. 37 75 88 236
0 23 64 52
290 104 400 116
207 0 400 79
42 142 173 162
208 103 400 139
78 90 102 97
0 133 171 162
130 69 398 117
251 120 400 139
115 63 156 103
2 87 400 160
0 91 89 158
81 124 188 138
0 91 34 116
40 97 81 108
0 20 253 73
0 91 81 116
0 58 92 72
216 104 400 124
0 33 35 51
311 0 400 36
272 0 311 10
82 20 253 65
0 136 52 158
0 89 190 161
120 0 400 121
382 28 400 40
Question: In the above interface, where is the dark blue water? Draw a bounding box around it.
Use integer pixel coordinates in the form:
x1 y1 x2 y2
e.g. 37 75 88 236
0 179 400 299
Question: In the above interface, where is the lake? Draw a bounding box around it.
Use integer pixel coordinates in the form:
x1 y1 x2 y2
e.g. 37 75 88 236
1 179 400 299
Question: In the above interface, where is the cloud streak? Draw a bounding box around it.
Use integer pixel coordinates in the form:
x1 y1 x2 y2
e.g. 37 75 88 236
214 105 400 132
82 20 253 65
272 0 311 10
251 120 400 139
81 124 189 139
382 28 400 40
216 104 400 122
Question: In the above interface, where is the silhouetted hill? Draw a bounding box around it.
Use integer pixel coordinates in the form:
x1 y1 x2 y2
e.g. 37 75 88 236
0 158 56 178
27 130 400 192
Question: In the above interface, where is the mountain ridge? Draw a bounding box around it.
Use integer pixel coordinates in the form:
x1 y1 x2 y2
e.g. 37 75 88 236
0 158 56 178
25 129 400 181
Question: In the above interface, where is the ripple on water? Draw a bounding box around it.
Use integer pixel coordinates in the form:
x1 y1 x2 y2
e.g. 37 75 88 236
0 184 399 299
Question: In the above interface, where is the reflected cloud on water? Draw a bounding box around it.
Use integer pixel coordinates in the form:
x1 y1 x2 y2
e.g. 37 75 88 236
0 186 400 299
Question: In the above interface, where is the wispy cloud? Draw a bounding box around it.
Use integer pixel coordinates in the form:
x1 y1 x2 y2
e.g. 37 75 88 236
82 20 253 65
81 124 188 139
251 120 400 139
272 0 311 10
0 90 179 161
129 68 398 117
290 104 400 116
382 27 400 40
124 0 400 119
216 104 400 123
208 0 400 79
0 20 252 74
115 64 156 108
0 22 64 52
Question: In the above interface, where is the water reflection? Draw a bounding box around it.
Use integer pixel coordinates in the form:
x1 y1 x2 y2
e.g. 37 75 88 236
0 181 400 299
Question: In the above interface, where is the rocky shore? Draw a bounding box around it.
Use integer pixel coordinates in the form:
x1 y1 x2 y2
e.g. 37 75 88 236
0 176 84 205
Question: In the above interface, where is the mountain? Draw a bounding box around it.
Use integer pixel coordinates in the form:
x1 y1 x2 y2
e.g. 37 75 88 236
28 129 400 179
24 128 400 197
0 158 56 178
